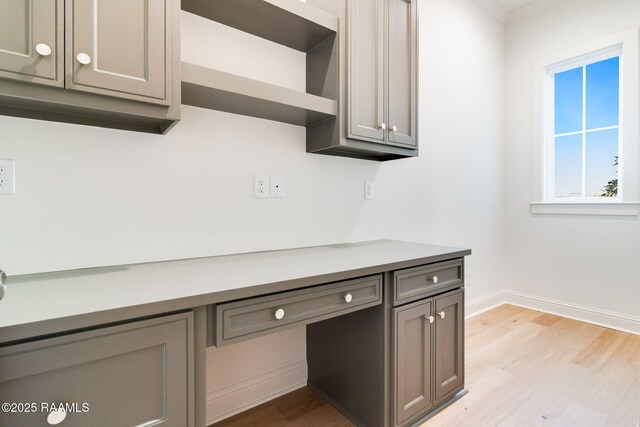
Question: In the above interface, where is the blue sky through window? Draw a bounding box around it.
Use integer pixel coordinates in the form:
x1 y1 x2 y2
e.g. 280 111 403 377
554 56 619 198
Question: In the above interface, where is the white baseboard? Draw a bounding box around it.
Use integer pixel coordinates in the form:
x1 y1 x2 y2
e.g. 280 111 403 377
466 289 640 335
504 290 640 336
206 360 307 425
465 290 506 318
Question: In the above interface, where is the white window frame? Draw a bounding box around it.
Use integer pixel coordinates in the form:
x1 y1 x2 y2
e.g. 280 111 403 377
531 29 640 216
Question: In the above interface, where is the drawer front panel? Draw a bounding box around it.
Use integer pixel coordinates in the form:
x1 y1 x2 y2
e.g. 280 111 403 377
216 275 382 346
394 259 463 306
0 313 192 427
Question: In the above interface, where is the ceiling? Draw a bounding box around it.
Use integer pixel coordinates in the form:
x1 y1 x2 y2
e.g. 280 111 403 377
494 0 541 12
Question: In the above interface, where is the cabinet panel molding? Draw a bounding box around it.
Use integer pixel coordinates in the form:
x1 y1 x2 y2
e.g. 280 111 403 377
387 0 417 147
0 0 64 86
66 0 171 104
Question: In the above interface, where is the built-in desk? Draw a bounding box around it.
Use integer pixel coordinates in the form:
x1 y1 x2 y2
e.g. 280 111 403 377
0 240 470 426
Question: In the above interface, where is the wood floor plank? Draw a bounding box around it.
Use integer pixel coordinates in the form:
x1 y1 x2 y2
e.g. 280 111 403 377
428 305 639 427
571 329 628 371
531 312 563 327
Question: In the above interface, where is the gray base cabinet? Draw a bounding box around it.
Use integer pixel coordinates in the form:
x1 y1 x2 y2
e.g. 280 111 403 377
0 313 194 427
0 0 180 133
393 299 434 425
392 287 464 426
434 290 464 403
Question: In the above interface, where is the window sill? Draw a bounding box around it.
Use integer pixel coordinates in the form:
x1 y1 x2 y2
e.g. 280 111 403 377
530 202 640 216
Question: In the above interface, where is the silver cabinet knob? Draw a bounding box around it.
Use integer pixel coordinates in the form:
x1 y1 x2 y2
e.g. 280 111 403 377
428 315 435 324
77 53 91 65
344 293 353 303
35 43 52 57
391 125 398 132
47 409 67 425
438 311 446 319
274 308 285 320
379 123 386 130
432 276 438 284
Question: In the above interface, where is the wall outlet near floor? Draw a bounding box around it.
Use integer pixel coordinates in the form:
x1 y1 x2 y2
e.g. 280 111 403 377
254 175 269 198
270 176 284 198
0 159 15 195
364 181 375 200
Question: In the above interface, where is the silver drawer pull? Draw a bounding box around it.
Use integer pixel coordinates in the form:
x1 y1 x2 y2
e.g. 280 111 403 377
428 315 435 324
47 409 67 425
438 311 446 319
77 53 91 65
36 43 52 56
274 308 285 320
427 275 439 284
344 293 353 303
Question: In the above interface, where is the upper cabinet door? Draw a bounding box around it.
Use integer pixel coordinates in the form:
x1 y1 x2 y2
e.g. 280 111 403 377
347 0 385 143
434 290 464 402
387 0 417 147
66 0 171 105
0 0 63 86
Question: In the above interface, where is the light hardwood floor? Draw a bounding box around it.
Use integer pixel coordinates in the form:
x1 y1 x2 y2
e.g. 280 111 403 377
213 305 640 427
426 305 640 427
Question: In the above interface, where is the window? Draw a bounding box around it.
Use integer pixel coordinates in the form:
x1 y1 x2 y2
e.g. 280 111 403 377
531 29 640 216
550 49 620 200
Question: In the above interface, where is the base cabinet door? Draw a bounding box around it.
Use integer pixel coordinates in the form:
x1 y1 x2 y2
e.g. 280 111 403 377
393 300 433 426
0 313 193 427
0 0 63 86
66 0 171 104
434 290 464 402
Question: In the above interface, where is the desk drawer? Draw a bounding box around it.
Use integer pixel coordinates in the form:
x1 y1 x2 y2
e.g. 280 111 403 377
214 275 382 346
393 259 463 306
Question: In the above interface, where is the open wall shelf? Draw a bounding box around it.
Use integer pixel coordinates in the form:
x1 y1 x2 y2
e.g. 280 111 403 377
180 0 340 128
181 63 337 126
181 0 338 52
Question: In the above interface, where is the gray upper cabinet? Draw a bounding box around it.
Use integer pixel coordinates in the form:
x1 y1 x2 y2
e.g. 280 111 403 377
66 0 171 104
0 0 180 133
347 0 385 143
346 0 417 149
434 290 464 402
307 0 418 161
393 299 433 426
387 0 417 147
0 0 63 87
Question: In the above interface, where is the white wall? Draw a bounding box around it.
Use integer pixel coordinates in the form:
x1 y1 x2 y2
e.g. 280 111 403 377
352 0 507 304
0 0 506 422
505 0 640 318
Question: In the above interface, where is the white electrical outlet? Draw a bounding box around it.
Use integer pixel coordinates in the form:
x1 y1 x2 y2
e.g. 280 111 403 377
254 175 269 198
365 181 375 200
0 159 15 195
270 176 284 198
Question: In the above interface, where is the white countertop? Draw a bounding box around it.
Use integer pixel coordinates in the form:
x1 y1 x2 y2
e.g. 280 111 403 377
0 240 470 343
